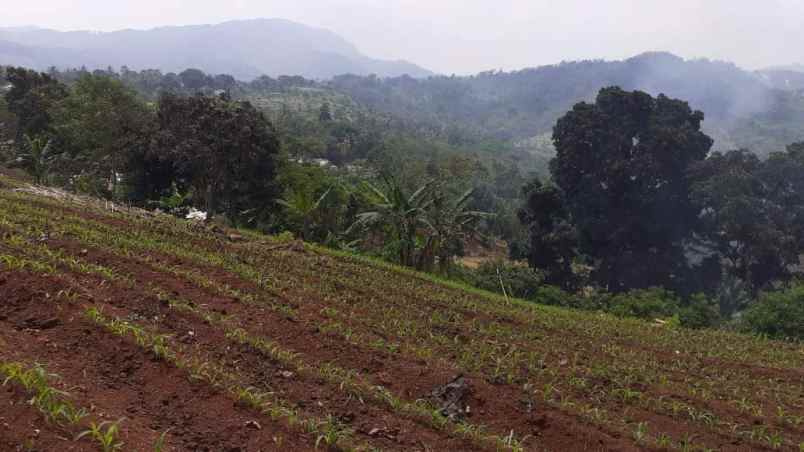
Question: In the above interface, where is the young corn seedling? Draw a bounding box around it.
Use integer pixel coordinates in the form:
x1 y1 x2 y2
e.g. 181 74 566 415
766 430 784 450
655 433 672 448
1 362 88 426
501 429 529 452
313 415 353 449
633 421 649 444
235 386 273 409
77 419 125 452
153 428 171 452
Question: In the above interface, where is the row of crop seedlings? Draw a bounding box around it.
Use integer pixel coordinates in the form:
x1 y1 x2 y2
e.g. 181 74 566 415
0 205 537 450
0 204 796 452
224 221 804 449
235 252 803 449
0 361 144 451
0 245 159 452
161 294 528 452
2 190 802 450
1 192 796 450
0 208 530 452
0 218 355 450
2 189 804 372
273 268 785 419
323 252 801 372
268 250 804 436
0 194 299 308
298 238 804 372
320 300 802 449
0 236 359 451
85 305 361 451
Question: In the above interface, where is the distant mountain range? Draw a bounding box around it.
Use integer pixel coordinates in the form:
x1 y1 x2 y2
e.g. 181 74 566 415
762 63 804 73
0 19 433 80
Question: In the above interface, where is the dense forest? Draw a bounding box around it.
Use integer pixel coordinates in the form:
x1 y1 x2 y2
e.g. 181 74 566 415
2 57 804 342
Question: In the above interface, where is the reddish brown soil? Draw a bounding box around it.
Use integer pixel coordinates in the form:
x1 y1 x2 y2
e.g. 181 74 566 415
41 236 641 451
45 237 625 451
0 383 85 452
0 269 316 452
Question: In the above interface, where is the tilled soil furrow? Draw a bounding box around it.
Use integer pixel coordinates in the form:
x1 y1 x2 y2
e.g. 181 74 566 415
0 268 316 451
38 235 652 451
0 384 85 451
9 193 804 384
3 189 804 451
6 218 776 443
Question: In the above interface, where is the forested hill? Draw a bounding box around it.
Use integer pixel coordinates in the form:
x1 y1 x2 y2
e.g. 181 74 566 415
329 52 804 157
5 50 804 163
3 26 804 157
0 19 432 80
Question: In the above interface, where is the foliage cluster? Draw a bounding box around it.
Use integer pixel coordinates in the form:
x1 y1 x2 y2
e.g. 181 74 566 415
515 87 804 335
2 65 528 244
2 67 282 226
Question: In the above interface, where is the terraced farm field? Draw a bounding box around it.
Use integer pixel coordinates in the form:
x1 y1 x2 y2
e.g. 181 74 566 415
1 174 803 451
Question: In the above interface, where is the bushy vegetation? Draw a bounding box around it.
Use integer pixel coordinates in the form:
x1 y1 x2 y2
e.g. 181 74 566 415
743 283 804 341
514 87 804 338
452 261 544 300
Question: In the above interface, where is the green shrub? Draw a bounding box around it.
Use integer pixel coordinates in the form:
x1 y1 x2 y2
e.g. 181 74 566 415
532 284 577 307
609 288 679 320
678 293 721 329
742 284 804 341
153 184 193 216
470 260 544 300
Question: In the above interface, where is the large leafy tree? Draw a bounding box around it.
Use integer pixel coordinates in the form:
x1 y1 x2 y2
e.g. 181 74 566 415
4 67 67 143
517 179 579 289
154 93 281 223
690 147 804 293
179 69 210 92
759 142 804 249
544 87 713 292
51 74 154 194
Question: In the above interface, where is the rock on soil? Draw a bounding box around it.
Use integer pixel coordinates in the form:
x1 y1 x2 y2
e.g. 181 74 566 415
428 374 472 420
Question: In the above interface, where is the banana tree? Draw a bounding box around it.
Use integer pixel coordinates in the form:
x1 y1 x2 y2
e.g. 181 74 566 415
418 187 493 273
12 135 56 184
277 186 333 241
350 177 436 267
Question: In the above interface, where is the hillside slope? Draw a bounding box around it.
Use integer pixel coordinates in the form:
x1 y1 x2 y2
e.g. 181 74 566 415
0 19 433 80
0 173 803 451
329 52 804 157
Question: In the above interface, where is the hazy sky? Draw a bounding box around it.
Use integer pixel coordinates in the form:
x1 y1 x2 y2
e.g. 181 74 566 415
3 0 802 74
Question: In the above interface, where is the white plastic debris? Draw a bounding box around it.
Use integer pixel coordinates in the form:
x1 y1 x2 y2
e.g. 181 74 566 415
186 208 207 221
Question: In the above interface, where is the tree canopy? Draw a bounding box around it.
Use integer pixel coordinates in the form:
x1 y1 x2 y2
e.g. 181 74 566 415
154 93 281 224
4 67 67 143
538 87 713 292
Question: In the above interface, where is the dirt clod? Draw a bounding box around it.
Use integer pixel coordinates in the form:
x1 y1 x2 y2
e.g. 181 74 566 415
428 375 472 421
